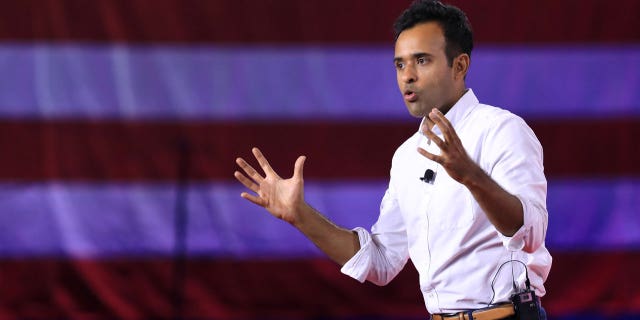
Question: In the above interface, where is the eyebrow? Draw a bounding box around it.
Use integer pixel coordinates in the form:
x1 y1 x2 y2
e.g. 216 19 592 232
393 52 433 63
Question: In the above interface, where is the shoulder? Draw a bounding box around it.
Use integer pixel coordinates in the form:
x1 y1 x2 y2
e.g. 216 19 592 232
469 103 536 139
471 103 543 168
473 103 524 126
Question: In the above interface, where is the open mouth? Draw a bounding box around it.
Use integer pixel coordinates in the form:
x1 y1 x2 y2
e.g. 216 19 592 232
404 90 418 102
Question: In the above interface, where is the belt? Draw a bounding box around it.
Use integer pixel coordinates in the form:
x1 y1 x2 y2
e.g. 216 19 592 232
431 303 515 320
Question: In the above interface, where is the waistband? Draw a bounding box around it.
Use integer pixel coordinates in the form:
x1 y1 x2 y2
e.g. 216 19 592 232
430 303 515 320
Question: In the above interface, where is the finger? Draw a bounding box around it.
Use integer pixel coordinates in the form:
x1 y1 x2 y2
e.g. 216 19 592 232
429 109 451 137
421 125 445 149
429 109 460 145
236 157 264 184
240 192 267 207
417 147 443 164
293 155 306 179
234 170 260 194
252 147 279 177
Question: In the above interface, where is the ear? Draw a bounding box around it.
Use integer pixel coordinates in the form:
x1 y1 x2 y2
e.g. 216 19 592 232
453 53 470 80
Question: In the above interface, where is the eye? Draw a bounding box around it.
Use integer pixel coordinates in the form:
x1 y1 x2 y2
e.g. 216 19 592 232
417 57 427 64
395 62 404 70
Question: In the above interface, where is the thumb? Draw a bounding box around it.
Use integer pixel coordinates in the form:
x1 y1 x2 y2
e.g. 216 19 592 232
293 155 306 179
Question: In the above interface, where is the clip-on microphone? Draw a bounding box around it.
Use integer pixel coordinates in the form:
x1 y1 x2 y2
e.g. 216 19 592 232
419 169 436 184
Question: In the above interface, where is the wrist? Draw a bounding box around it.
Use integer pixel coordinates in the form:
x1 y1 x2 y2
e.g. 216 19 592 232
289 202 311 228
460 164 487 190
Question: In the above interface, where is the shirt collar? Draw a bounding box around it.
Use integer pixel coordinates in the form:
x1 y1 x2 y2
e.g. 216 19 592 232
418 88 479 136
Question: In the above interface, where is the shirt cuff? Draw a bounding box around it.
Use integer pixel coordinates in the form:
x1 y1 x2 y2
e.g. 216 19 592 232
340 227 373 283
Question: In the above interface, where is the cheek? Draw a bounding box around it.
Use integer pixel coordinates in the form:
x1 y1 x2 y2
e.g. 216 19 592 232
418 67 438 83
421 68 449 88
418 74 438 93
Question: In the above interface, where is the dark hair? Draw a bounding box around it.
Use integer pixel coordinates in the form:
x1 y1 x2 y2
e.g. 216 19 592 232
393 0 473 66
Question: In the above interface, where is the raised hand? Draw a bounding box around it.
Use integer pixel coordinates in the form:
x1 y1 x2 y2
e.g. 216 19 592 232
234 147 307 224
418 108 525 236
417 108 479 184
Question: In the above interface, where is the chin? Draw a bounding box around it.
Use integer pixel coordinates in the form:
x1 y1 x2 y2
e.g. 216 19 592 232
406 104 428 118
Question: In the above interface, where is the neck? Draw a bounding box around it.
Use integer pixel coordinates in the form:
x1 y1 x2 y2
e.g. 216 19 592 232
425 87 468 130
439 87 468 114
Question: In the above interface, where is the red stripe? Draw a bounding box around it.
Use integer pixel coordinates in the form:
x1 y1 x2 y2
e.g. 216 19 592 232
0 0 638 43
543 251 640 316
535 118 640 178
0 252 638 319
0 118 638 181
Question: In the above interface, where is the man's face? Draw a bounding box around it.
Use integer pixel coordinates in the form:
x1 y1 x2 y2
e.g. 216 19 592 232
394 21 457 118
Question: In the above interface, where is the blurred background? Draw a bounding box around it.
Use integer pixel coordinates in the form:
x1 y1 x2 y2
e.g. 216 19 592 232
0 0 638 319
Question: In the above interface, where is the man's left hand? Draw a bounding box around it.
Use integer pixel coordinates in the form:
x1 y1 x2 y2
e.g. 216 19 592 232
417 108 481 185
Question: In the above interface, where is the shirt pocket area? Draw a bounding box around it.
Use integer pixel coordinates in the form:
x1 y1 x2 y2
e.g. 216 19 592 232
429 174 476 230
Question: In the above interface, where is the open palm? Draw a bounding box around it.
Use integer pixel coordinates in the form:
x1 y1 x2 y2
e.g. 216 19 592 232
234 148 307 224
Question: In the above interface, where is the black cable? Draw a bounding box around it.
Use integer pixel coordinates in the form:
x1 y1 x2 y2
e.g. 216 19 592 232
510 253 517 292
488 258 531 306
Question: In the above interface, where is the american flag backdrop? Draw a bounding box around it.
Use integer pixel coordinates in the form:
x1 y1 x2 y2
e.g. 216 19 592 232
0 0 638 319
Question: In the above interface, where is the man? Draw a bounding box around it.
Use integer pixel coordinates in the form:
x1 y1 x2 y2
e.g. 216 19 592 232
234 1 551 319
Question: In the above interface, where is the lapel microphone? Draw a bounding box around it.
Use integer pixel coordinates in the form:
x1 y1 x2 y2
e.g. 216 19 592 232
419 169 436 184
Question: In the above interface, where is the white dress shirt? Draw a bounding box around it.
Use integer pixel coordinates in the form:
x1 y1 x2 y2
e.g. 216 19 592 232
341 89 552 313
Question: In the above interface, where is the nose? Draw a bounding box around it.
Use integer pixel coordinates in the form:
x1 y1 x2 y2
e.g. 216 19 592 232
401 64 417 84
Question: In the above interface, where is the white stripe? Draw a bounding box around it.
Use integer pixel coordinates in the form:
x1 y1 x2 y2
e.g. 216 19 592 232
0 179 638 257
0 44 638 119
0 181 386 258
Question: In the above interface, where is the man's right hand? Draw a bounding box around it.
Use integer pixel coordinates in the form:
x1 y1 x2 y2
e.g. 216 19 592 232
234 147 307 225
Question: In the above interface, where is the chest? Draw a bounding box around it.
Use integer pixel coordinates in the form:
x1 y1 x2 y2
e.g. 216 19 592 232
391 130 486 232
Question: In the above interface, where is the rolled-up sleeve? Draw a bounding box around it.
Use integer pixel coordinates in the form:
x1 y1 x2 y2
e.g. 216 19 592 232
499 192 548 252
485 115 549 253
341 184 409 286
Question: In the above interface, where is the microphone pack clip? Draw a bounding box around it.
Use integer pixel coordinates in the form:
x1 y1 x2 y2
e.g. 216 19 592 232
419 169 436 184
